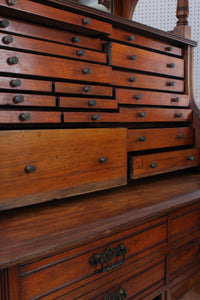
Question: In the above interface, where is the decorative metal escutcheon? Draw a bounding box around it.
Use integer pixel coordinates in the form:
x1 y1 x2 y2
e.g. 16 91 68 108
89 243 128 273
104 287 127 300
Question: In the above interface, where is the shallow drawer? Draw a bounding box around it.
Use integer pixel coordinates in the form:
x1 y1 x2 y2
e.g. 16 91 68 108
64 112 120 123
112 70 184 92
120 107 192 123
18 218 166 299
169 240 200 281
0 128 127 209
129 148 200 179
0 16 103 50
0 32 107 64
0 0 112 35
0 93 56 107
0 76 52 92
111 42 184 78
110 28 183 57
127 127 194 151
0 111 60 124
55 82 113 97
116 89 189 107
60 97 118 109
0 50 111 83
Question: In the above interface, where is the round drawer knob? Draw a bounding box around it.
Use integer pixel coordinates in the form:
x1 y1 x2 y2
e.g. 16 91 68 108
129 77 136 82
175 113 183 118
25 165 36 174
72 36 80 43
77 49 85 57
0 19 9 28
128 35 135 42
187 156 194 161
130 55 137 61
82 68 91 75
7 56 19 65
88 100 96 107
151 162 157 168
7 0 18 5
82 18 91 25
139 136 146 142
166 46 173 51
19 112 31 121
10 79 21 87
168 63 175 68
92 114 100 121
83 86 92 92
139 112 146 118
13 95 24 104
168 81 175 87
3 35 14 44
178 134 184 139
99 157 108 164
136 94 142 100
172 97 179 102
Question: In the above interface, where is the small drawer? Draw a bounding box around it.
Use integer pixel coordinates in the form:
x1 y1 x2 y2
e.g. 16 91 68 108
0 33 107 64
0 0 112 34
64 112 120 123
120 107 192 123
60 97 118 109
116 89 189 107
127 127 194 152
0 49 111 83
169 240 200 281
0 77 52 92
18 218 166 299
112 70 184 92
0 93 56 107
55 82 113 97
110 28 183 57
0 128 127 209
0 16 103 50
111 42 184 78
129 149 200 179
0 111 61 124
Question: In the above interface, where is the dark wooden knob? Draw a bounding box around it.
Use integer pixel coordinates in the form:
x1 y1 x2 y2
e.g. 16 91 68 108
187 156 194 161
3 35 14 44
172 97 179 102
7 56 19 65
0 19 9 28
82 68 91 75
88 100 96 107
139 136 146 142
92 114 100 121
76 49 85 57
72 36 80 43
83 86 92 92
139 112 146 118
129 77 136 82
82 18 91 25
168 81 175 87
128 35 135 42
7 0 18 5
166 46 173 51
178 134 184 139
136 94 142 100
130 55 137 61
175 113 183 118
19 112 31 121
151 162 157 168
10 79 21 87
168 63 175 68
99 157 108 164
13 95 24 104
25 165 36 174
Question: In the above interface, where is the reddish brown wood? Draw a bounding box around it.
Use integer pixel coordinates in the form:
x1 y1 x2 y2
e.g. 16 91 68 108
173 0 191 39
0 94 56 107
127 127 194 151
55 82 113 96
0 269 9 300
0 111 61 124
64 111 120 123
7 267 20 300
60 97 117 109
0 77 52 92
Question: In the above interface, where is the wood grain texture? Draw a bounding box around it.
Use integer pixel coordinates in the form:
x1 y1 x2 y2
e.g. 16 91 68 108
64 111 120 123
0 269 9 300
55 82 113 96
0 111 61 124
0 94 56 107
60 97 118 109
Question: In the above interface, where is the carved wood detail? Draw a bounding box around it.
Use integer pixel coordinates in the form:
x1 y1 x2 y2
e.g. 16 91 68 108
113 0 139 19
0 269 9 300
174 0 191 38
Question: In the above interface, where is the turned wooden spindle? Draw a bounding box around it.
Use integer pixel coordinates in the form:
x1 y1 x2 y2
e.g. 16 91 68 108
113 0 139 19
173 0 191 38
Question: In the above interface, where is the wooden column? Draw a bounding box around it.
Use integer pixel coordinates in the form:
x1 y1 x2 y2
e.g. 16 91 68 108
113 0 139 19
173 0 191 39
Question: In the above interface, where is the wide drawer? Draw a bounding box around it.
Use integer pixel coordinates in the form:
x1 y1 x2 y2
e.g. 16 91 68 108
127 127 194 151
129 148 200 179
116 89 189 107
109 28 183 56
111 42 184 77
0 111 61 123
0 0 112 34
112 70 184 92
120 107 192 123
60 97 118 110
0 16 103 50
0 32 107 64
0 50 111 83
0 93 56 107
18 217 166 299
0 128 127 209
64 112 120 123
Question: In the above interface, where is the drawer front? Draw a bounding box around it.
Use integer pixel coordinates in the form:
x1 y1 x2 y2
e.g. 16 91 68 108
18 218 166 300
0 33 107 64
0 16 103 50
0 76 52 92
116 89 189 107
120 107 192 123
111 42 184 77
0 0 112 34
110 28 183 57
112 70 184 92
0 93 56 107
127 127 194 152
0 50 111 83
169 241 200 281
0 111 61 124
0 128 127 209
60 98 118 110
64 112 120 123
55 82 113 97
130 149 200 179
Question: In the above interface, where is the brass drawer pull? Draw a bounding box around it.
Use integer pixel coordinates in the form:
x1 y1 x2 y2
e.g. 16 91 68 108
7 0 18 5
13 95 24 104
130 55 137 61
168 81 175 87
168 63 175 68
3 35 14 44
92 114 100 121
151 162 157 168
82 68 91 75
82 17 91 25
175 113 183 118
7 56 19 65
166 46 173 51
139 112 146 118
128 35 135 42
19 112 31 121
178 134 184 139
172 97 179 102
72 36 80 43
187 156 194 161
99 157 108 164
76 49 85 57
104 287 127 300
83 86 92 92
0 19 9 28
139 136 146 142
129 77 136 82
10 79 21 87
136 94 142 100
89 243 128 273
25 165 36 174
88 100 96 107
